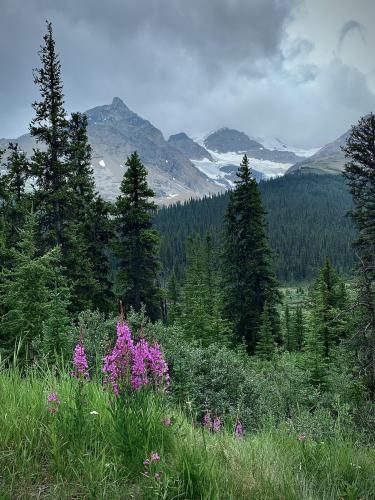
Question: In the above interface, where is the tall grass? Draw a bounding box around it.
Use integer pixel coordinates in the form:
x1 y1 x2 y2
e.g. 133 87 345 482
0 366 374 499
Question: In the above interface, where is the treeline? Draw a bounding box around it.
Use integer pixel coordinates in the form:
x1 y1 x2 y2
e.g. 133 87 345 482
155 173 356 283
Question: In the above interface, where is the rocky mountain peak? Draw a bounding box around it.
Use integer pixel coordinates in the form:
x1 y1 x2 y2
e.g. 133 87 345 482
111 96 129 111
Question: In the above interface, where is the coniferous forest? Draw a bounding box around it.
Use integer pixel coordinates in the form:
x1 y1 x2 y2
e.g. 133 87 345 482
0 20 375 500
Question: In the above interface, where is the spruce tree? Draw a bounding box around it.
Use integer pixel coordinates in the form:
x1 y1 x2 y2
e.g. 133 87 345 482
284 304 294 351
0 212 70 360
291 305 304 351
85 195 114 311
255 303 275 360
223 154 280 353
310 260 348 357
166 269 180 325
2 143 31 248
3 143 29 203
343 113 375 397
303 315 327 387
66 112 95 217
180 235 232 345
30 21 69 250
113 152 161 319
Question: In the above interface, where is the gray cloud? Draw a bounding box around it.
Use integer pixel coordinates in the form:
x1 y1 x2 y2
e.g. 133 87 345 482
338 20 366 52
0 0 374 148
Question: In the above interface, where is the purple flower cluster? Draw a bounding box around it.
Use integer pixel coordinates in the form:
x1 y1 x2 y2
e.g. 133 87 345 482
47 391 60 414
203 411 221 432
71 342 89 380
234 421 244 438
103 321 170 395
143 452 162 480
103 322 134 395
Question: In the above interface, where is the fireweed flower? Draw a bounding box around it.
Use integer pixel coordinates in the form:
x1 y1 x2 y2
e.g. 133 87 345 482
47 391 60 414
103 322 134 394
103 322 170 395
212 416 221 432
131 338 150 390
71 342 89 380
234 421 244 438
203 411 212 430
148 342 170 387
150 452 160 462
47 392 60 404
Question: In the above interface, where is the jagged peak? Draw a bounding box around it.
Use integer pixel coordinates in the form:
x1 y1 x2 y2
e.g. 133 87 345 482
168 132 190 141
111 96 129 110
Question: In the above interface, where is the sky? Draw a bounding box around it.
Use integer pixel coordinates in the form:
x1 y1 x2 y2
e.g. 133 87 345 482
1 0 375 148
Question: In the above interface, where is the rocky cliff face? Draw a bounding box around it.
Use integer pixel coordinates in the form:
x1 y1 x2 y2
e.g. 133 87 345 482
168 132 213 161
286 130 349 175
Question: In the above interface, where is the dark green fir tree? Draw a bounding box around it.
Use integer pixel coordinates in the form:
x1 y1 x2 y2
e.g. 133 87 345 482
0 212 70 360
255 302 275 360
223 154 280 353
343 113 375 397
30 21 69 250
291 304 304 351
113 152 161 320
1 143 31 249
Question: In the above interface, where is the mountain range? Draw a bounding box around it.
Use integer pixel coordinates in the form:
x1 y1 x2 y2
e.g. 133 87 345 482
0 97 354 203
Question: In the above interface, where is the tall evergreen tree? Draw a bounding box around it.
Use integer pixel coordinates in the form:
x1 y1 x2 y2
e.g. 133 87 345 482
255 303 275 360
343 113 375 397
166 269 180 325
284 304 294 351
66 112 95 217
30 21 69 250
223 154 280 353
303 313 327 387
113 152 161 319
0 144 31 268
179 234 232 345
85 195 114 311
3 143 29 204
310 260 348 357
291 305 304 351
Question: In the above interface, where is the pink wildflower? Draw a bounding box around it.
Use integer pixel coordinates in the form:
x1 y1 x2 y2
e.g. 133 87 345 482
150 452 160 462
103 322 170 395
212 416 221 432
162 417 172 426
131 338 150 390
47 391 60 404
71 342 89 380
103 322 134 394
47 391 60 414
203 411 212 430
298 433 306 442
148 342 170 387
234 421 244 438
143 459 150 465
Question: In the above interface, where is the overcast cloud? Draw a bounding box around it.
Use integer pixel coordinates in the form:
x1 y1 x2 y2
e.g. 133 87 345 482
1 0 375 147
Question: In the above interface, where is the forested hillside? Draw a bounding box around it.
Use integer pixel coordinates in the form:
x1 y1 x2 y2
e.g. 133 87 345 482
155 173 356 282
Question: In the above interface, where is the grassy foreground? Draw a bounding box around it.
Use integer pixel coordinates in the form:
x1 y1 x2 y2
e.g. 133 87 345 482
0 367 374 500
